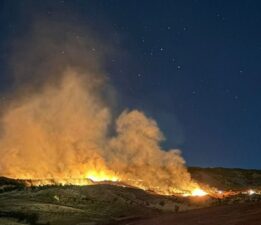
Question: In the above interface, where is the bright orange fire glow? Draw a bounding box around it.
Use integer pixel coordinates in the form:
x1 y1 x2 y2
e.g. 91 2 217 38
85 170 119 182
181 188 208 197
0 73 210 197
191 188 208 196
23 170 210 197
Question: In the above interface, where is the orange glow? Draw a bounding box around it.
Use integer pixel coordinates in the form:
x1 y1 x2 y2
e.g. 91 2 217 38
182 188 208 197
0 73 209 196
85 170 119 182
20 169 211 197
191 188 208 196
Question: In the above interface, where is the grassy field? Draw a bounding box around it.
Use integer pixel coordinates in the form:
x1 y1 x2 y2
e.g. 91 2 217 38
0 183 198 225
0 167 260 225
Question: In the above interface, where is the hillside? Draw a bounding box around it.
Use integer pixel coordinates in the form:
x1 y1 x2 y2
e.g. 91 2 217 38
0 181 207 225
0 167 261 225
118 202 261 225
189 167 261 190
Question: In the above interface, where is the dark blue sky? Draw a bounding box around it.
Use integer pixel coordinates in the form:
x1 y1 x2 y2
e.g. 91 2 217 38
0 0 260 169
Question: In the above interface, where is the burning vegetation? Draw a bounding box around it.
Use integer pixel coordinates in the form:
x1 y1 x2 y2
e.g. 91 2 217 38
0 71 207 197
0 19 258 200
0 18 208 197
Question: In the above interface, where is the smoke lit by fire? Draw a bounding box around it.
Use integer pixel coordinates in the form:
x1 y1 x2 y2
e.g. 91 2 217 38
0 19 206 197
0 72 204 196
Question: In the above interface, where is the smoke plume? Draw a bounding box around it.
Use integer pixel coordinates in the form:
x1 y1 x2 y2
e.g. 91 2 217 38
0 19 197 194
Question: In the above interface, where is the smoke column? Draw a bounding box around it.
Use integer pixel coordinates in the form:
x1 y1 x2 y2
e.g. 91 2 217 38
0 19 197 194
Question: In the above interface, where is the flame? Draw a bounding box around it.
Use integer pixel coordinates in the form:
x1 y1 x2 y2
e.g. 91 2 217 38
24 178 93 186
18 166 209 197
182 188 208 197
191 188 208 196
85 170 119 182
247 189 256 195
0 20 215 199
0 73 207 196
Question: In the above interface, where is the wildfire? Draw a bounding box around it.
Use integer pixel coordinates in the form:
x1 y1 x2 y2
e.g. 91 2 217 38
247 189 256 195
20 168 210 197
191 188 208 196
0 73 212 198
85 170 119 182
182 188 208 197
84 170 209 197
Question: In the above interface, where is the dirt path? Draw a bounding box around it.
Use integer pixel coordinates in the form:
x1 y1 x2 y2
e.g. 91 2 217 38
115 203 261 225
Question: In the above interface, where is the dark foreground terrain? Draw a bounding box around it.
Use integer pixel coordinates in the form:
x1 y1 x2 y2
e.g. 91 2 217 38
115 203 261 225
0 167 260 225
0 183 205 225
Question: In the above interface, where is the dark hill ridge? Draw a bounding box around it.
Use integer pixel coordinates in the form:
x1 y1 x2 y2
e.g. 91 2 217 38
0 167 261 225
0 183 203 225
116 202 261 225
189 167 261 191
2 167 261 192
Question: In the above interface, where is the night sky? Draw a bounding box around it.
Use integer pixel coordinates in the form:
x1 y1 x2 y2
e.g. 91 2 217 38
0 0 260 169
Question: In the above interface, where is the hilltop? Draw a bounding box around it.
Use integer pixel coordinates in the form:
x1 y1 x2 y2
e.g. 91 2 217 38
189 167 261 190
0 167 261 225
